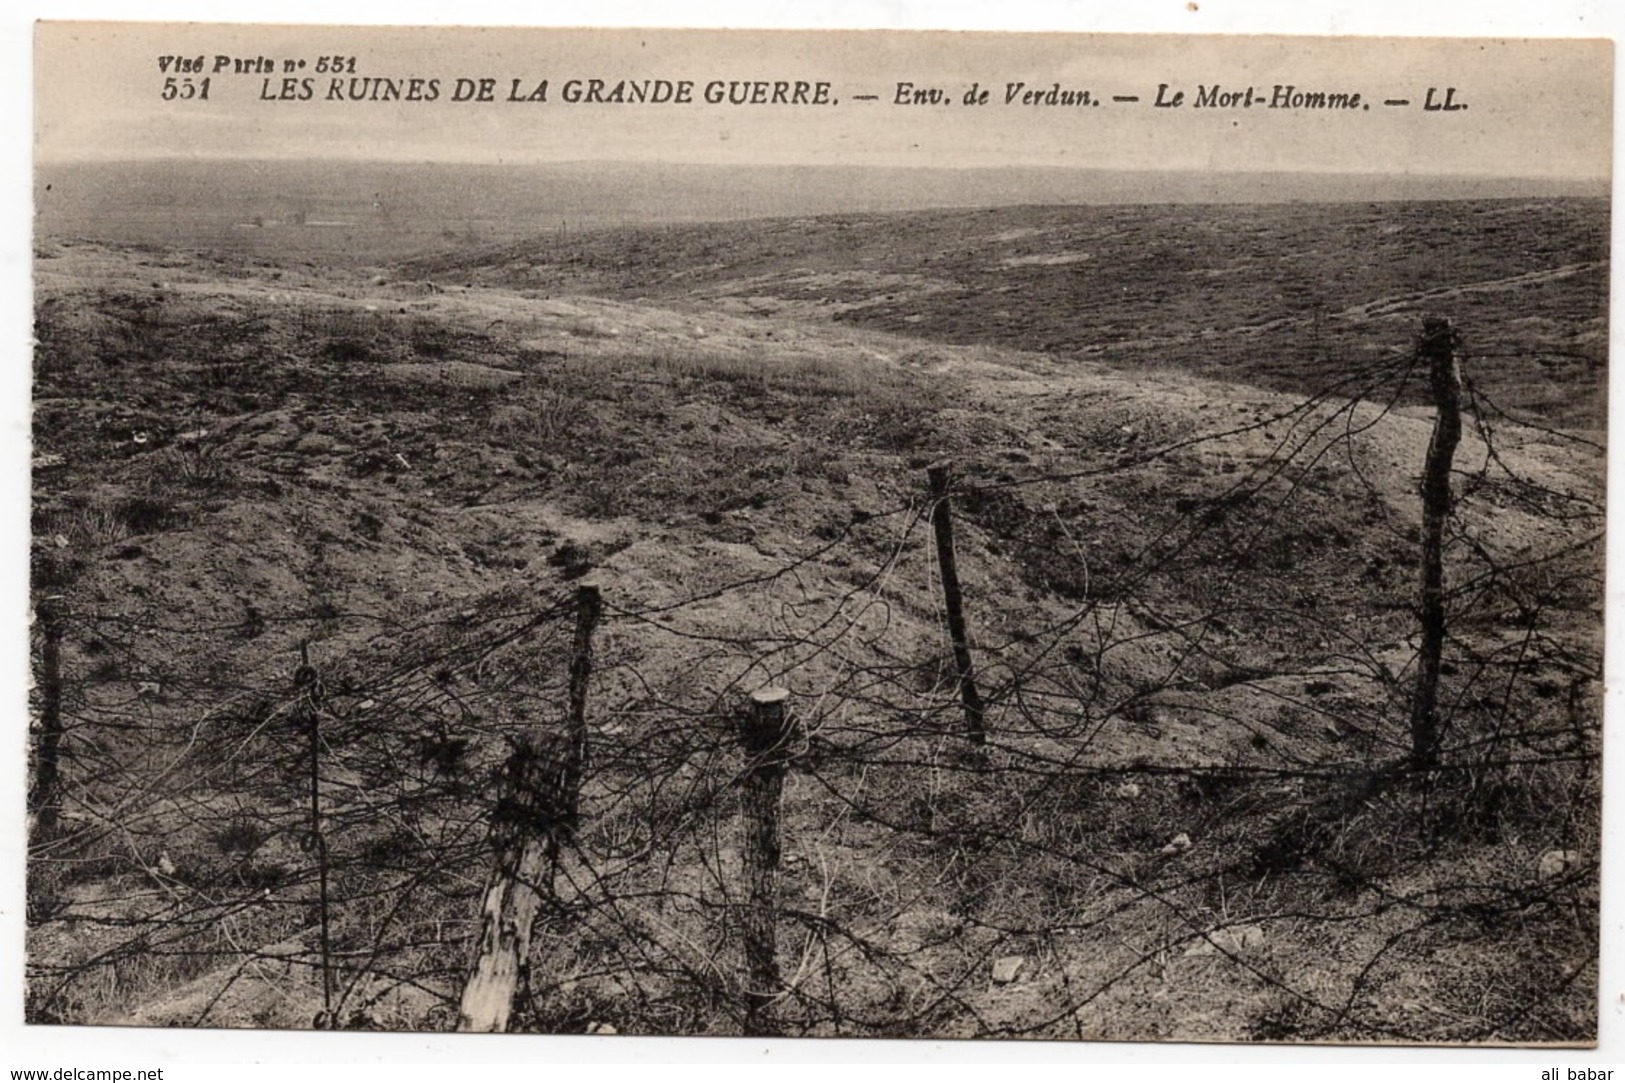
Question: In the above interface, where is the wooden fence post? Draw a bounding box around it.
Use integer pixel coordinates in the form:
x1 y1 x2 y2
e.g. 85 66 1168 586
458 583 601 1033
294 640 335 1024
738 686 795 1036
27 598 66 921
564 584 603 817
28 598 65 841
928 462 987 745
1410 317 1462 772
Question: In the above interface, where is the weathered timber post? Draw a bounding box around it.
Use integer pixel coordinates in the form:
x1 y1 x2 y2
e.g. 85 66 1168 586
928 462 987 745
1410 317 1462 772
738 686 795 1036
294 640 335 1024
564 584 603 818
458 583 601 1033
27 598 66 922
456 738 557 1033
28 598 65 842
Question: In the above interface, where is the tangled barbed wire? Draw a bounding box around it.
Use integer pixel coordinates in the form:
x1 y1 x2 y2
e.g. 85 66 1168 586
25 318 1602 1043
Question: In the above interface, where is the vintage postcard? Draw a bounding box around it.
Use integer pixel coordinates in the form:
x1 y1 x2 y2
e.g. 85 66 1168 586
25 20 1610 1051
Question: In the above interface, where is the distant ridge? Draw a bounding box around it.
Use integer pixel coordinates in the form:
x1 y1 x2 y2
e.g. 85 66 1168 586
34 158 1607 262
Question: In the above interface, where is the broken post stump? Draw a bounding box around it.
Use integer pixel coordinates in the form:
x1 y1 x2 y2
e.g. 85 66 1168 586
458 583 602 1032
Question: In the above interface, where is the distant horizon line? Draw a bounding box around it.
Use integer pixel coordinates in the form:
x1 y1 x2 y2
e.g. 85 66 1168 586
32 154 1611 186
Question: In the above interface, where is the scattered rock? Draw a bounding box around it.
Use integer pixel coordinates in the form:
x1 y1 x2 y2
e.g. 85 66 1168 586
1538 850 1585 881
991 956 1027 984
1159 832 1192 855
1113 781 1142 799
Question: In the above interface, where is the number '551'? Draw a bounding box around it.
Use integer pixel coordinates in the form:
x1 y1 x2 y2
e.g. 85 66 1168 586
162 77 211 100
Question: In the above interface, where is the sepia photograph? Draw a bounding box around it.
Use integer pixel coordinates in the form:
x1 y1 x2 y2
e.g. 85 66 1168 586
22 12 1614 1056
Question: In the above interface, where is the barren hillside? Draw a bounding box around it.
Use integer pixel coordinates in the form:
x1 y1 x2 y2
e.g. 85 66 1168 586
27 199 1605 1041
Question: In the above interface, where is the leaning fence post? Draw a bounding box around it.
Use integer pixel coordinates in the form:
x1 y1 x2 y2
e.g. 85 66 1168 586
928 462 987 745
738 686 795 1036
1410 317 1462 772
458 583 601 1033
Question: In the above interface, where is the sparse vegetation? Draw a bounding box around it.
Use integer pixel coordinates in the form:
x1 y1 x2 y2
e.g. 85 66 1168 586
27 198 1604 1043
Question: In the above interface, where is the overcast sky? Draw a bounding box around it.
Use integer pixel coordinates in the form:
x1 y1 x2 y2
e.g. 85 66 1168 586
34 23 1612 178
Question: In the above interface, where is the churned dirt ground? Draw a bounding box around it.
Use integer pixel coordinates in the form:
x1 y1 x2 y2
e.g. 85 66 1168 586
28 198 1605 1041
